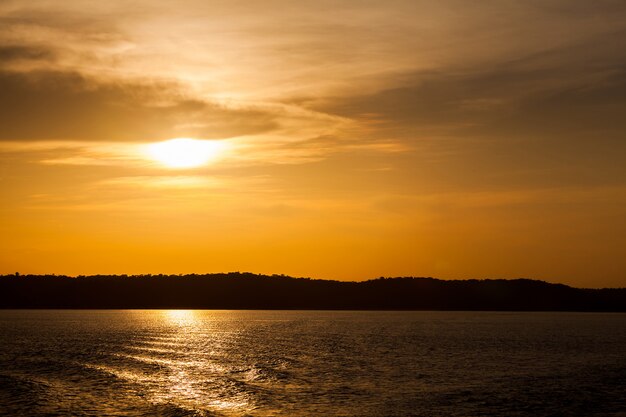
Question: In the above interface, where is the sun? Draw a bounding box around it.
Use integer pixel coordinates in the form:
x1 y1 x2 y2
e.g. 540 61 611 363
147 138 226 168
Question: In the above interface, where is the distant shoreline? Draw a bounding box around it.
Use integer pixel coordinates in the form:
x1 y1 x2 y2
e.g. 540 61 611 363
1 273 624 311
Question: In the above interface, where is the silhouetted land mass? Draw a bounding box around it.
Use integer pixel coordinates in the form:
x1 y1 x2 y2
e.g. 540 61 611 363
0 273 624 311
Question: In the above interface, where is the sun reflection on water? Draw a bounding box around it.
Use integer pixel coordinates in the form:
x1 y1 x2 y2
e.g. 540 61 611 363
163 310 197 326
115 311 260 415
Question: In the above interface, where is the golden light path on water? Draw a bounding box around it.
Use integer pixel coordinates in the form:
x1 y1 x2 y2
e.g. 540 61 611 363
110 310 258 416
164 309 198 326
1 311 625 416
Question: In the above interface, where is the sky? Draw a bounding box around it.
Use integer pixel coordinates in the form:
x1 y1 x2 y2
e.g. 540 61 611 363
1 0 625 287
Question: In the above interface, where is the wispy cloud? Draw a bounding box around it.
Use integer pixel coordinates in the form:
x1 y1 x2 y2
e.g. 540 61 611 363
99 175 222 189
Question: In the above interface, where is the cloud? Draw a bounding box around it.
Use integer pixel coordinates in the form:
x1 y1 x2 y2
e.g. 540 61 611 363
0 45 54 62
2 0 625 164
314 28 626 145
0 69 281 142
99 175 221 189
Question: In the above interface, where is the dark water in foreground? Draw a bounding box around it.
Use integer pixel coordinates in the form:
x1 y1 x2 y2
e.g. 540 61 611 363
0 311 624 417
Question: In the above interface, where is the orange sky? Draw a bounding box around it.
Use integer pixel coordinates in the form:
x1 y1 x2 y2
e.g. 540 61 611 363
1 0 625 287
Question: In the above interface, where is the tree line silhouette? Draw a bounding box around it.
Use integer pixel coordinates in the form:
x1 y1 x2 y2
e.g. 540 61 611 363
0 273 624 311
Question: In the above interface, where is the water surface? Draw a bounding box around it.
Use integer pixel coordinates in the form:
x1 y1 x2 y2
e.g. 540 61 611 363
0 311 624 416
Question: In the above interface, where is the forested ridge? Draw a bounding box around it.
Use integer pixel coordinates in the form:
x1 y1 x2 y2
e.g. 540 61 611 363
1 273 624 311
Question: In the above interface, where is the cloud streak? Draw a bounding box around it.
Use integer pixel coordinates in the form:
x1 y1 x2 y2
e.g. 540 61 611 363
0 69 283 142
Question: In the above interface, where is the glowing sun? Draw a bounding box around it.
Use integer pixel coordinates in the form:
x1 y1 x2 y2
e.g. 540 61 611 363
148 138 226 168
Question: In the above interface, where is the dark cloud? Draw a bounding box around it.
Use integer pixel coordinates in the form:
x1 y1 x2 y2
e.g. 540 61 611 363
0 7 125 39
0 69 279 142
526 0 626 17
491 70 626 138
318 30 626 141
0 45 54 62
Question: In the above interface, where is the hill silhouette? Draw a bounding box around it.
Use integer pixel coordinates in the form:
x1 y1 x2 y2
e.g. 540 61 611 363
0 273 624 311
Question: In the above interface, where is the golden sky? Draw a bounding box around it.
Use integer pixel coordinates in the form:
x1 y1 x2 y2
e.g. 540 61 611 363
1 0 625 287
